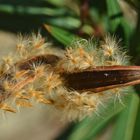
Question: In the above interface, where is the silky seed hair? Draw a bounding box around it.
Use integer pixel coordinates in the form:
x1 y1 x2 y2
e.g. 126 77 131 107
0 33 129 121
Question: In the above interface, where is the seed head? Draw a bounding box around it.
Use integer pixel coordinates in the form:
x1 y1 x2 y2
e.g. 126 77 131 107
0 33 132 121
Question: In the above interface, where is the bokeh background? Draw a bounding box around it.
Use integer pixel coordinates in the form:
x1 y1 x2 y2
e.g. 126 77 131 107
0 0 140 140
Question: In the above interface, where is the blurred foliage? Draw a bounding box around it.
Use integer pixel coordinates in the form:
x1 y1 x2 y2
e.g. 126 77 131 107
0 0 140 140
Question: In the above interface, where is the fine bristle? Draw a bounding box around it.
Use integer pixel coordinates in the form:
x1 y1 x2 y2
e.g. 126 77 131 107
0 33 130 121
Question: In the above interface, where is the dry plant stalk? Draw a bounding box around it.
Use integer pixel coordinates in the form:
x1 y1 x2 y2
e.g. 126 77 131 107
0 33 139 121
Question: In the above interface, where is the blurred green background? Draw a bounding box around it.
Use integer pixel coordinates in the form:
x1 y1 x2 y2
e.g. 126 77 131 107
0 0 140 140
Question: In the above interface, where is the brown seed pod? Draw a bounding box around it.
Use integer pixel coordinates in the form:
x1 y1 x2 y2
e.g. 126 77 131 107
16 54 61 70
0 34 138 120
61 66 140 92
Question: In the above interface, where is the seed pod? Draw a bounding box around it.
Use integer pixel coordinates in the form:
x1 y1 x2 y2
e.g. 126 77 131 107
62 66 140 92
16 54 61 70
0 34 138 120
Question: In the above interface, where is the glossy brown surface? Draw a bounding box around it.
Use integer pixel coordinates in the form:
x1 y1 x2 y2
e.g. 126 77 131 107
62 66 140 92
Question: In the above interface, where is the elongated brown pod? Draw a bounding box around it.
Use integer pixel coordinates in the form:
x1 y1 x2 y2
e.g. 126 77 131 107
16 54 60 70
6 54 140 93
15 55 140 93
62 66 140 92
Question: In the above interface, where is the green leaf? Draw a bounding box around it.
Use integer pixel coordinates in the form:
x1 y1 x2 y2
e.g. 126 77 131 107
111 93 139 140
47 17 80 29
121 20 133 46
68 93 132 140
106 0 122 32
0 4 66 16
44 24 78 45
45 0 65 7
106 0 133 45
132 99 140 140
